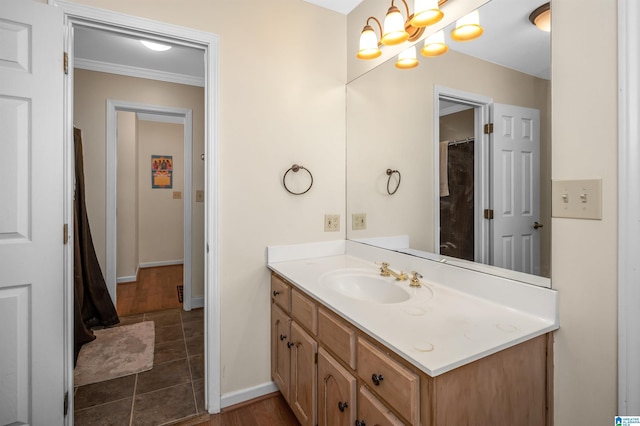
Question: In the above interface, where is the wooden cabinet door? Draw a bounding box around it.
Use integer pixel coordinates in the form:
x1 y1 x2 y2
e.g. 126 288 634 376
317 348 357 426
290 321 318 426
357 386 404 426
271 304 292 401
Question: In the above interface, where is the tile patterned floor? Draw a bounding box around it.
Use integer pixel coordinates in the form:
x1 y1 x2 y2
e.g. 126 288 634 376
74 308 204 426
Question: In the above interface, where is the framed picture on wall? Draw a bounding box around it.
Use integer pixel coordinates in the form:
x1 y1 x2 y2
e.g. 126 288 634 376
151 155 173 188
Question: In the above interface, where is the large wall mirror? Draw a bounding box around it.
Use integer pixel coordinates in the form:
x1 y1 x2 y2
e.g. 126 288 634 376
346 0 551 287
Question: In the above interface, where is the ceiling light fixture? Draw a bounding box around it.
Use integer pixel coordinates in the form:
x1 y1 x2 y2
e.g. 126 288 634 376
450 9 483 42
357 17 383 59
140 40 172 52
529 3 550 32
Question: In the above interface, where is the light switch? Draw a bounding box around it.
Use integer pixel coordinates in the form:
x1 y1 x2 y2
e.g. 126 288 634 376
173 191 182 200
552 179 602 220
195 190 204 202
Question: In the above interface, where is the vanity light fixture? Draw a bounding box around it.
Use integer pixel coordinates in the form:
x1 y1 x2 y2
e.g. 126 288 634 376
450 9 483 42
529 3 550 32
140 40 172 52
357 0 446 59
420 30 448 56
396 45 419 69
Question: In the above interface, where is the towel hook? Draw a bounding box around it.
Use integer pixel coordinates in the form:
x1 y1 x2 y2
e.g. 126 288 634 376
283 164 313 195
386 169 401 195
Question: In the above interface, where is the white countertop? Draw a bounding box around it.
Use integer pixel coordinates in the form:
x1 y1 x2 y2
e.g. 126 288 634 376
267 240 558 377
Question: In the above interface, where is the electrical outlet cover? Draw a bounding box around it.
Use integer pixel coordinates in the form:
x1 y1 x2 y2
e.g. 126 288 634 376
352 213 367 230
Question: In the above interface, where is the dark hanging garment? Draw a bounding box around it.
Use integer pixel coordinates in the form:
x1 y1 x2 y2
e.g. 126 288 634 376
73 127 119 365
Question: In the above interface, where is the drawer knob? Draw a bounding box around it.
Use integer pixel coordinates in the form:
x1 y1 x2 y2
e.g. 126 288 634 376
355 420 366 426
273 290 280 297
279 334 287 341
371 373 384 386
287 341 295 348
338 401 348 412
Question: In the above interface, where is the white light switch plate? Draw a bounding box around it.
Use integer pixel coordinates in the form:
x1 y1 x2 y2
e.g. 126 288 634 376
551 179 602 220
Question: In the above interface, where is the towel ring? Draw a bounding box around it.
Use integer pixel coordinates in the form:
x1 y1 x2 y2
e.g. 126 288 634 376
283 164 313 195
386 169 401 195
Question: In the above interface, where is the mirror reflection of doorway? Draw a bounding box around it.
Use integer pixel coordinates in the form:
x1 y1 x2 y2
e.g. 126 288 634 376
439 106 475 261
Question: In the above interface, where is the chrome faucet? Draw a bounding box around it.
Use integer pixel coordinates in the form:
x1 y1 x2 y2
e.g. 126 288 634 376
379 262 408 281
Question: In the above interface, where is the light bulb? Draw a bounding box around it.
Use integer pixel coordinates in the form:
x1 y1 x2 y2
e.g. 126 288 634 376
411 0 444 27
451 9 484 42
381 5 409 46
396 46 419 69
357 25 382 59
421 30 448 57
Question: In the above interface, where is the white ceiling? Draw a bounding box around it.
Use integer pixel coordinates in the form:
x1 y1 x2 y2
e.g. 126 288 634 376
73 0 550 84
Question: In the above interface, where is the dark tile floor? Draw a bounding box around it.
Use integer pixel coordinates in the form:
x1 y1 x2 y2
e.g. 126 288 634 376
74 308 205 425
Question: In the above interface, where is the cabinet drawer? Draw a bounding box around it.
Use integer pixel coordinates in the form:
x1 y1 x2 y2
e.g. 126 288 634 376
358 386 403 426
271 274 291 312
291 289 317 335
357 337 420 425
318 308 356 370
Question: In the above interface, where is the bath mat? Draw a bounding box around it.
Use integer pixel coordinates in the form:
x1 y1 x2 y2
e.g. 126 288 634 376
74 321 155 386
177 285 184 303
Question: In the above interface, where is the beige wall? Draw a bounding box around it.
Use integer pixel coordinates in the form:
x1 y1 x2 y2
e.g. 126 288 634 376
69 0 346 396
551 0 618 424
138 120 184 264
116 111 138 279
67 0 622 420
74 69 205 299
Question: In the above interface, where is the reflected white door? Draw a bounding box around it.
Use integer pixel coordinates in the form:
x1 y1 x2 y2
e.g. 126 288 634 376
0 1 65 424
491 104 541 275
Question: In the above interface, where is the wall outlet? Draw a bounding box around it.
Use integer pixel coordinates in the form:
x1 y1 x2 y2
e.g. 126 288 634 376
172 191 182 200
352 213 367 230
551 178 602 220
324 214 340 232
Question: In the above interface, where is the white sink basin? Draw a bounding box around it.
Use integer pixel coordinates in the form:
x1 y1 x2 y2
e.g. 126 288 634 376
320 269 411 304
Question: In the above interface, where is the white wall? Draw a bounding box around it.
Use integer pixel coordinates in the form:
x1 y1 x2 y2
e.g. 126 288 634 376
137 120 184 264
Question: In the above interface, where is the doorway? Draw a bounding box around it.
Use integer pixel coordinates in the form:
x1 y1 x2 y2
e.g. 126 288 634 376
57 0 221 417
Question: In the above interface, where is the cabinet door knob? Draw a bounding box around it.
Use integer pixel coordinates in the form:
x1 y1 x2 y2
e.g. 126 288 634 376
371 373 384 386
273 290 280 297
355 420 366 426
338 401 348 412
287 341 295 348
279 334 287 341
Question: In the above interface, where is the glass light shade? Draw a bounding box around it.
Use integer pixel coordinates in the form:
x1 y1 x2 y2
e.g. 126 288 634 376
411 0 444 27
396 46 419 69
451 9 484 42
531 9 550 32
140 40 172 51
357 26 382 59
381 6 409 45
420 30 448 57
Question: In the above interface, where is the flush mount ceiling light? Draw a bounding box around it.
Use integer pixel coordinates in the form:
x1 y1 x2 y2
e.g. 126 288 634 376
140 40 172 52
529 3 550 32
450 9 483 42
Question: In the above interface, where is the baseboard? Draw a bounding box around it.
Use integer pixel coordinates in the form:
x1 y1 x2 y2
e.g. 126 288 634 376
220 381 278 409
117 275 137 284
139 260 184 268
191 296 204 309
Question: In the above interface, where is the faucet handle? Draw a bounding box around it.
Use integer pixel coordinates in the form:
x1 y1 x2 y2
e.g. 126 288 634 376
377 261 390 276
410 271 423 288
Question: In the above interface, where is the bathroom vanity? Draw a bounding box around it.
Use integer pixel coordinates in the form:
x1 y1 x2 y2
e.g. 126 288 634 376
267 241 558 426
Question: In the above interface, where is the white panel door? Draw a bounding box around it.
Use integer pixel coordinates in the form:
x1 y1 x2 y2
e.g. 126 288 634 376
491 104 541 275
0 1 65 424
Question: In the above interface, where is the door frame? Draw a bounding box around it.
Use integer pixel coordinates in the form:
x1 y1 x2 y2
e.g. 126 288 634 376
106 101 194 310
56 0 221 416
433 85 492 263
618 0 640 414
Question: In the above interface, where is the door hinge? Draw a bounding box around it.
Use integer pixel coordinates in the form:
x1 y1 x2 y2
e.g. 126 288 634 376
484 123 494 134
63 223 69 244
64 391 69 416
484 209 494 220
63 52 68 75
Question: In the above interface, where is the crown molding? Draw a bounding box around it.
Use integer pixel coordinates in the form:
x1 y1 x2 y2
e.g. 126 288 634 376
74 57 204 87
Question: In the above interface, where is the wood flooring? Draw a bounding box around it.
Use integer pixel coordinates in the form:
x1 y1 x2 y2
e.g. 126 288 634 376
117 264 183 316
